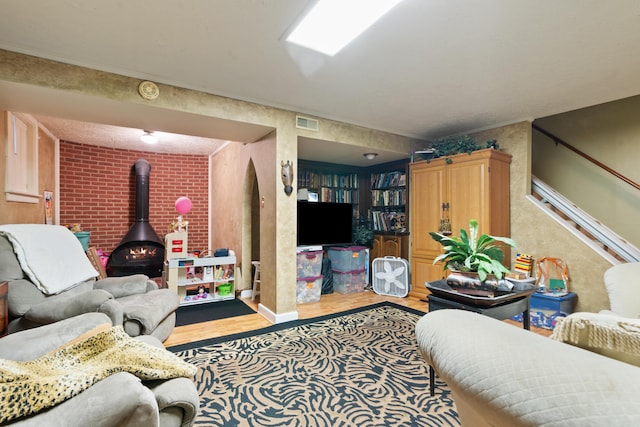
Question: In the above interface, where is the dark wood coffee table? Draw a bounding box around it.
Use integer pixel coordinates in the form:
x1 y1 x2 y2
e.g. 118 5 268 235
425 280 534 396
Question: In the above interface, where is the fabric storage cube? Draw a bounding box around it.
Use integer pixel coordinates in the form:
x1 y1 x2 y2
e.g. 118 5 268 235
333 268 366 294
296 250 323 278
511 292 577 330
296 275 323 303
327 246 367 272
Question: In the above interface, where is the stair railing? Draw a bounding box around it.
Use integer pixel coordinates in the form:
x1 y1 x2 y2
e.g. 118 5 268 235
531 124 640 263
532 123 640 191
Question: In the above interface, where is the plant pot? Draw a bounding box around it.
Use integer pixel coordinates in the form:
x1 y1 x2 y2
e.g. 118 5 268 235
445 270 500 297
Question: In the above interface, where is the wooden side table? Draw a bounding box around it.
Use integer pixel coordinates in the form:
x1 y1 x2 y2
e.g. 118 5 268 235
0 281 8 337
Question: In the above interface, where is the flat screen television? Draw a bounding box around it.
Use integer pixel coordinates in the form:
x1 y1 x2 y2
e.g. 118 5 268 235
297 201 353 246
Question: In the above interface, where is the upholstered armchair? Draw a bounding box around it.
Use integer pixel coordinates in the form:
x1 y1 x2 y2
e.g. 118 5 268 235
551 262 640 366
0 312 199 427
0 224 179 342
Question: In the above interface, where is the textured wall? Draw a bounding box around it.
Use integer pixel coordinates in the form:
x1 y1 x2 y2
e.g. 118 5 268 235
59 141 209 255
533 96 640 247
473 122 611 313
0 50 424 318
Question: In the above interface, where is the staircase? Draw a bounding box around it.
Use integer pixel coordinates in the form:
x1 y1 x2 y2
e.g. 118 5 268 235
529 175 640 264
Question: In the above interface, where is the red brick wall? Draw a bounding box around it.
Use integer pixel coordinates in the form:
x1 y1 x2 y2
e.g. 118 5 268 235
59 141 209 256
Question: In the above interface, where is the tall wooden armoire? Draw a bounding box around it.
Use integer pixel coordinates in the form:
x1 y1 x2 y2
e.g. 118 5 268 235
409 148 512 300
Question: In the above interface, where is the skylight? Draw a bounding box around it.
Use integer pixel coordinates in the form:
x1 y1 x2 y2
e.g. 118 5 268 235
286 0 403 56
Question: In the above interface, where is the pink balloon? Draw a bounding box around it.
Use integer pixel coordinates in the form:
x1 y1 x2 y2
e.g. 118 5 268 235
175 197 192 215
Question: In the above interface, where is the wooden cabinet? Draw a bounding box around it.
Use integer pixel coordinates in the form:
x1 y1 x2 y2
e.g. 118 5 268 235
409 149 511 300
370 233 409 261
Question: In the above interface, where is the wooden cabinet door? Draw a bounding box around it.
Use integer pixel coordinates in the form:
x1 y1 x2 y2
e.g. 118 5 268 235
382 237 400 258
370 235 382 261
410 162 445 259
447 157 491 235
411 257 444 299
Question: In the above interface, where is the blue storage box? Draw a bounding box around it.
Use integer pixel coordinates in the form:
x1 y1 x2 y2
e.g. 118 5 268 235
327 246 367 272
512 292 577 330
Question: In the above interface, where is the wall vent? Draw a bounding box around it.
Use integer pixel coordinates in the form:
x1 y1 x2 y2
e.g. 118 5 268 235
295 115 319 131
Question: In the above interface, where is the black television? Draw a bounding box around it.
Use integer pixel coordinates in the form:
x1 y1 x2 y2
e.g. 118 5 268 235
297 201 353 246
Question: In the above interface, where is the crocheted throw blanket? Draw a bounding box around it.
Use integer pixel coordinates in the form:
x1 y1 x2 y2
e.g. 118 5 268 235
551 313 640 356
0 325 197 423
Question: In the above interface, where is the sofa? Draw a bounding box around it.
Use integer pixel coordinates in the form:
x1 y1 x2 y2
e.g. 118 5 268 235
0 312 200 426
0 224 178 341
551 262 640 367
415 309 640 427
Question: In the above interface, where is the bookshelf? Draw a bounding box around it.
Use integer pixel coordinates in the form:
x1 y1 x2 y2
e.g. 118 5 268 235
369 169 407 233
297 160 366 219
165 256 236 306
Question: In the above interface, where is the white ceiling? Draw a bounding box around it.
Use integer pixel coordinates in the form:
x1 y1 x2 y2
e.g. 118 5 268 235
1 1 639 165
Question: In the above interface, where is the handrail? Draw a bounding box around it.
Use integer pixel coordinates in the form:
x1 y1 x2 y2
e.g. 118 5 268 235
532 123 640 191
531 176 640 263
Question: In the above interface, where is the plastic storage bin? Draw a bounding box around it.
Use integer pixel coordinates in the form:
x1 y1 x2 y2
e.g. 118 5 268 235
333 268 367 294
296 250 323 278
511 291 577 330
327 246 367 272
296 275 323 303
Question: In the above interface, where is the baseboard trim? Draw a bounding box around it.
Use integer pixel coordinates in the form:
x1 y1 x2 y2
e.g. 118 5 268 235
258 303 299 324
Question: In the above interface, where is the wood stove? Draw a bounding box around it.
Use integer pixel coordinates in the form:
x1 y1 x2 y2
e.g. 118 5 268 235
107 159 165 277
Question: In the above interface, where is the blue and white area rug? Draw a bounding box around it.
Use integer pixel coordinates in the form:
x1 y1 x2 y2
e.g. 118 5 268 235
169 302 459 426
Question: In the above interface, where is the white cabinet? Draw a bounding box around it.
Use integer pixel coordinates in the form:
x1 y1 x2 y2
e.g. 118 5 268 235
165 256 235 306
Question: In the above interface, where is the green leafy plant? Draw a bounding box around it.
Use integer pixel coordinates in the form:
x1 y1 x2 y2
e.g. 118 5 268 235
429 219 516 281
420 135 499 162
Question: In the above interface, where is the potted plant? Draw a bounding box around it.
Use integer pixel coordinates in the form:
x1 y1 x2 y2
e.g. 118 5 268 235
429 219 516 295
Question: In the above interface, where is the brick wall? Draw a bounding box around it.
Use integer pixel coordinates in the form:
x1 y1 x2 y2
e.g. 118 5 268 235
60 141 209 255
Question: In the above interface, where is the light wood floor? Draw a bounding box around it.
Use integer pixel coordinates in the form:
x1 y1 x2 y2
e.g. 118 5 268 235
164 290 551 347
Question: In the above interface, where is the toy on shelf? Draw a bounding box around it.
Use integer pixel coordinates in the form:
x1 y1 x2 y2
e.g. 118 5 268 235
166 197 192 260
169 196 192 233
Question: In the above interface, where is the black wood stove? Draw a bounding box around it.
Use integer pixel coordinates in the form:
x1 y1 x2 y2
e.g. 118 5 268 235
106 159 165 278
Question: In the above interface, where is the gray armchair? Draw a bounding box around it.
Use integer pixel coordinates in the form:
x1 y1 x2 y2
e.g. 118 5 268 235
0 313 200 427
0 225 179 342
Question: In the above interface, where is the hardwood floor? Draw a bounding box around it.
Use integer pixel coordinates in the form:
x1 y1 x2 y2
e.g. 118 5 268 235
164 290 551 347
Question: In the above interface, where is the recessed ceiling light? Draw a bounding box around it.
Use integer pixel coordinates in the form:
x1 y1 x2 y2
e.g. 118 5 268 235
140 130 158 144
286 0 403 56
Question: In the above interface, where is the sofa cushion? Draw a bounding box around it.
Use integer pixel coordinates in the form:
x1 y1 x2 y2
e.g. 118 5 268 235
7 279 46 317
118 289 179 336
94 274 157 298
0 235 24 281
604 262 640 318
0 224 98 295
8 280 95 318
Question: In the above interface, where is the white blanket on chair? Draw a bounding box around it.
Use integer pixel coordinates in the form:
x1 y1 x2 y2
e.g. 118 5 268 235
0 224 98 295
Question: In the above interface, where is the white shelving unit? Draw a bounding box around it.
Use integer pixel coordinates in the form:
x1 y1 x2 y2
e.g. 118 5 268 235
165 255 236 306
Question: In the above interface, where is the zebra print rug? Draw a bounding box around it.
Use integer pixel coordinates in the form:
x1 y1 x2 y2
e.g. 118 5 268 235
169 302 459 426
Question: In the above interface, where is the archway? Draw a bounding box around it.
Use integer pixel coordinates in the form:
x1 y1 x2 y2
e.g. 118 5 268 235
242 159 260 298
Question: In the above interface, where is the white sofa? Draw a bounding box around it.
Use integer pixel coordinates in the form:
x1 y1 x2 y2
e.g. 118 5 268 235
415 309 640 427
551 262 640 367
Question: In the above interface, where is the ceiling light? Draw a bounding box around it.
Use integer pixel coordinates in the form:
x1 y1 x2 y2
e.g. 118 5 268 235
363 152 378 160
286 0 404 56
140 130 157 144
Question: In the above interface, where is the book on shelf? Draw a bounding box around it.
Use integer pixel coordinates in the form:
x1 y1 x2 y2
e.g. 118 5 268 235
371 188 406 207
371 171 406 189
371 211 406 232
